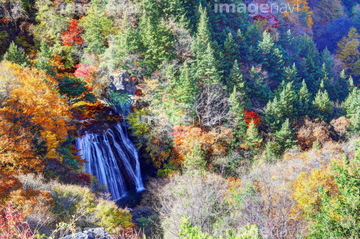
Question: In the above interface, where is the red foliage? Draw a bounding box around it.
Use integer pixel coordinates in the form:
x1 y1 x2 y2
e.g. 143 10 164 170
134 89 142 96
243 110 261 127
74 63 97 83
61 19 83 46
252 1 281 29
0 202 36 239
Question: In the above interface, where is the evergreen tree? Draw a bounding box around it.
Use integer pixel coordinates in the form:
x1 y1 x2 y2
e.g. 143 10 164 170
247 66 271 105
283 63 299 83
244 120 262 151
192 5 212 60
265 82 297 129
257 31 284 86
222 32 239 76
3 41 29 66
196 43 222 85
140 15 175 72
228 60 247 97
35 41 54 75
172 61 198 110
79 5 113 54
297 80 311 117
312 89 333 121
266 119 297 158
228 86 247 149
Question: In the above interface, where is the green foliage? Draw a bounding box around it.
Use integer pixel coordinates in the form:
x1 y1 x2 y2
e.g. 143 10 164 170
307 147 360 238
343 87 360 133
256 31 284 84
312 89 333 121
56 76 96 105
264 82 297 129
52 184 96 222
3 41 29 66
266 119 296 158
79 5 114 55
108 91 132 115
179 218 261 239
140 14 175 72
35 42 54 75
95 199 134 233
297 80 311 117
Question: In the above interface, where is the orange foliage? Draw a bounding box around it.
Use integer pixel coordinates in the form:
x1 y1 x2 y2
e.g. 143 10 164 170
61 19 83 46
283 0 313 27
171 125 232 165
0 62 72 160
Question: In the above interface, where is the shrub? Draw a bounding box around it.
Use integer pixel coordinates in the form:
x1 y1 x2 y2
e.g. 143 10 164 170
95 199 134 234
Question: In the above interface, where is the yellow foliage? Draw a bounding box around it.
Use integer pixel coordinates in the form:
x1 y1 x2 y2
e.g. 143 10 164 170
291 165 338 216
0 61 72 161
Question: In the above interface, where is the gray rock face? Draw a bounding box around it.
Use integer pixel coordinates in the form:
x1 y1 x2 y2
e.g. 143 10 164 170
60 228 112 239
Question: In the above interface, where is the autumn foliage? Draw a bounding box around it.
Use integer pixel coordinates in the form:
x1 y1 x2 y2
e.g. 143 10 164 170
243 110 261 127
61 19 83 46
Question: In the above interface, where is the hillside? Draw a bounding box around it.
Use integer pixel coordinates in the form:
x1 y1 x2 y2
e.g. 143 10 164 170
0 0 360 238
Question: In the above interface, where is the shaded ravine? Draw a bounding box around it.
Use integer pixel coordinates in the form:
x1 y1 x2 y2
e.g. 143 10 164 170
76 123 144 201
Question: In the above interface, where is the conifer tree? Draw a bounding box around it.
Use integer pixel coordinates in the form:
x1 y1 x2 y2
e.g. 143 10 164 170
297 80 311 117
222 32 239 76
192 5 212 60
266 119 296 158
3 42 29 66
283 63 298 83
228 60 246 97
35 41 54 75
196 43 222 85
312 89 333 121
247 66 271 104
228 86 247 148
173 61 198 110
79 5 113 55
244 120 262 151
257 31 284 85
265 82 297 129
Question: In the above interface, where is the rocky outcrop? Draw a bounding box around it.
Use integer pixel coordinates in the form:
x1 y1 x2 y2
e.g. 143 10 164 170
60 228 112 239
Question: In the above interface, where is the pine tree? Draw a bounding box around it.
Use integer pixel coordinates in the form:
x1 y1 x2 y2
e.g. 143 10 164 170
283 63 299 83
312 89 333 121
222 32 239 76
192 5 212 60
257 31 284 84
35 41 54 75
265 82 297 129
140 14 175 72
3 42 29 66
297 80 311 117
244 120 262 151
196 43 222 85
79 5 113 55
266 119 296 158
228 60 247 97
247 66 271 104
173 61 198 109
228 86 247 148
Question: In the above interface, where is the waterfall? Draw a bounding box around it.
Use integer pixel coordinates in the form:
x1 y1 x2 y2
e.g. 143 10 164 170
76 123 144 201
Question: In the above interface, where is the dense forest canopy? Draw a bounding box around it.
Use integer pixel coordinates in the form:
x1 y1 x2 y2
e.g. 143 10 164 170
0 0 360 238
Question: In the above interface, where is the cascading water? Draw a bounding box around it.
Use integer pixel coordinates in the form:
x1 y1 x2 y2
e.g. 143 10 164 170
76 123 144 201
